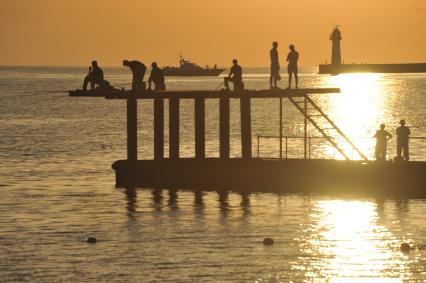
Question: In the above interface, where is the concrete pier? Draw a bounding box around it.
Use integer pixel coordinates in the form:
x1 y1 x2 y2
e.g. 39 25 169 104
68 87 426 197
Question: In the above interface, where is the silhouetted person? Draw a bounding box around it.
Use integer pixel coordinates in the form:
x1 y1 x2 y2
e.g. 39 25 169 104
82 60 112 91
396 119 411 161
123 59 146 90
270 41 280 89
374 124 392 161
224 59 243 91
148 62 165 91
286 44 299 89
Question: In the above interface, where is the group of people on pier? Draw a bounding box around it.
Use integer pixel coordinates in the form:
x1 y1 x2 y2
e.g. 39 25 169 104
82 60 165 92
269 42 299 89
80 48 412 164
81 41 299 92
374 120 411 162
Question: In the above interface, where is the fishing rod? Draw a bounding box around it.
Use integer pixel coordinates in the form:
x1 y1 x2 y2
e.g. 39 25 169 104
1 81 131 99
2 89 70 95
0 90 68 99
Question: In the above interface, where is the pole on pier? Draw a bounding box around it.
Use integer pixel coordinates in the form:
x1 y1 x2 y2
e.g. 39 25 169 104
304 95 307 159
195 97 205 159
279 97 283 160
240 95 252 159
219 97 230 159
154 98 164 160
127 98 137 161
169 97 180 159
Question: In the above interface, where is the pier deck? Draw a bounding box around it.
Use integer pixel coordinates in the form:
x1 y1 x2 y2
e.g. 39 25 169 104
69 88 341 99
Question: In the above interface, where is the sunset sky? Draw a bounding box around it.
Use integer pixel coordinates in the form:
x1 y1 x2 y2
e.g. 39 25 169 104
0 0 425 67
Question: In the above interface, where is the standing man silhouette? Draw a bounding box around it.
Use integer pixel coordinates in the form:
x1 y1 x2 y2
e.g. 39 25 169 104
286 44 299 89
396 119 411 161
123 60 147 90
270 41 280 89
374 124 392 161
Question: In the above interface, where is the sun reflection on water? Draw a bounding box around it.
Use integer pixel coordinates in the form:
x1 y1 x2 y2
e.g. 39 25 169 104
294 200 412 282
318 74 388 160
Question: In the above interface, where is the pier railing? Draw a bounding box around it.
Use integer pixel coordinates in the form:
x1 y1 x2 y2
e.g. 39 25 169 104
257 136 426 161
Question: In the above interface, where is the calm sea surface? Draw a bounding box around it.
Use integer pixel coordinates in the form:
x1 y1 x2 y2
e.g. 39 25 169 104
1 66 426 282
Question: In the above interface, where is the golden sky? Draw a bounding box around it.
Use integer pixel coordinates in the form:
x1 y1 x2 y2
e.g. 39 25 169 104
0 0 425 67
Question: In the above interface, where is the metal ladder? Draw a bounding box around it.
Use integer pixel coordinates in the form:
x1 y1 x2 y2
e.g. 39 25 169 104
288 95 368 161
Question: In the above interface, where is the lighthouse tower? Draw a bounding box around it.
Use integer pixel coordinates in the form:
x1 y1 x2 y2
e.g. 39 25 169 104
330 26 342 65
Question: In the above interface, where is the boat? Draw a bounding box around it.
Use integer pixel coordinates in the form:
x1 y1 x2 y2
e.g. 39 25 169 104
319 27 426 74
162 55 224 76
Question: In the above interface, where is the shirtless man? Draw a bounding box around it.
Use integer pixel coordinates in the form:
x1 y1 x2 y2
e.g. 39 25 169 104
286 44 299 89
270 41 280 89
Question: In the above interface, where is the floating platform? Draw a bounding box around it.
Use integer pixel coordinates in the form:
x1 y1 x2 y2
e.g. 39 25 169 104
112 159 426 198
319 63 426 74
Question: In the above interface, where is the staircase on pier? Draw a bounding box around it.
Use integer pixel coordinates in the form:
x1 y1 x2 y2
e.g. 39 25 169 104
288 95 368 161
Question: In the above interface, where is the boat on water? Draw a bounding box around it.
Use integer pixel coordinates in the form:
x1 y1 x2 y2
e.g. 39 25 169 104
319 27 426 74
162 56 224 76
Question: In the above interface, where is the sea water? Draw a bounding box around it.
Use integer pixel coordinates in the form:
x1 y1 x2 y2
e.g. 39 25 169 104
1 66 426 282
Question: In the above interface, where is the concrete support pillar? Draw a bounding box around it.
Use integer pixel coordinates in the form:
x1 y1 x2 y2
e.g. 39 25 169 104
127 98 137 161
219 97 230 159
154 98 164 160
194 97 205 159
169 97 180 159
304 95 307 159
240 96 252 159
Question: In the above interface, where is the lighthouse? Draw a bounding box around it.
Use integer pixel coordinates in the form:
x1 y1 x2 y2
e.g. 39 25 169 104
330 26 342 65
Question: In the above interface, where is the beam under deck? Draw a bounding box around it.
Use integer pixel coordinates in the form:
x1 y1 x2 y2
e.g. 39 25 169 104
69 88 340 99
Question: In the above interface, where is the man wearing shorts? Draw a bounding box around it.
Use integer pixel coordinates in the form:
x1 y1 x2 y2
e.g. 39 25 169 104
286 44 299 89
270 41 280 89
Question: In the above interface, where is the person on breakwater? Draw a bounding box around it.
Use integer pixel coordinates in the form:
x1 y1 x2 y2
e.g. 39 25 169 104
374 124 393 161
224 59 243 91
148 62 165 91
286 44 299 89
396 119 411 161
270 41 280 89
82 60 113 91
123 60 147 91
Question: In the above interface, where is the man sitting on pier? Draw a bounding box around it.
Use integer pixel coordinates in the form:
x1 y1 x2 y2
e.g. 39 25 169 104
224 59 243 91
148 62 165 91
82 60 113 91
396 119 411 162
123 59 147 91
374 124 392 161
286 44 299 89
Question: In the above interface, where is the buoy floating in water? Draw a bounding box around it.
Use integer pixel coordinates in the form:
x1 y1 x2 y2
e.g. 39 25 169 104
400 243 411 253
263 238 274 245
87 237 97 244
